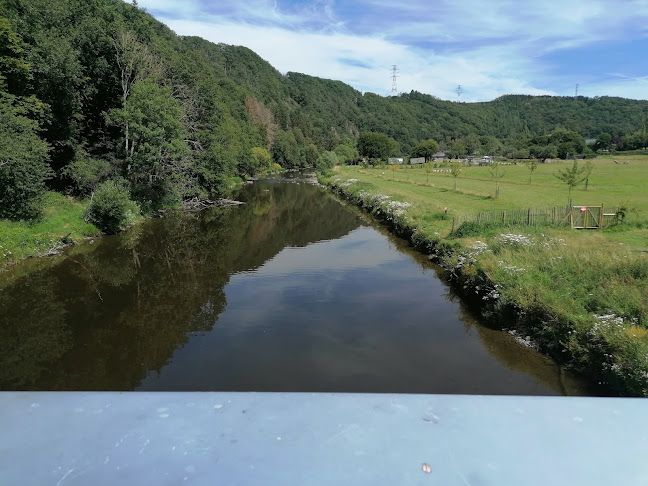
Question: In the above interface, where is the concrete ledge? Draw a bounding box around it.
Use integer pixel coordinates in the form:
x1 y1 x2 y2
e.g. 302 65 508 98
1 392 646 485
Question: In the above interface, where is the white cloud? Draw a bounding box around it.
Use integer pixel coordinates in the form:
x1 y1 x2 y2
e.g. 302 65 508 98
160 17 556 101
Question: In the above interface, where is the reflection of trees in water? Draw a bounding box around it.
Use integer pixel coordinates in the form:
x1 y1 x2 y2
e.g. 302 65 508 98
0 182 361 390
0 273 71 389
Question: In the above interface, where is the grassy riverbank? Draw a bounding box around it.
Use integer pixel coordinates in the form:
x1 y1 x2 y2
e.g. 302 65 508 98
322 155 648 396
0 192 100 268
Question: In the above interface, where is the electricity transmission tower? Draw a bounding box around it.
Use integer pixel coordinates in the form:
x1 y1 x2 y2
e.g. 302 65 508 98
574 83 579 100
456 84 463 101
390 65 399 95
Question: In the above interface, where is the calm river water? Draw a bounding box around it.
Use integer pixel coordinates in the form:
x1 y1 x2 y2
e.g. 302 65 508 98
0 175 597 394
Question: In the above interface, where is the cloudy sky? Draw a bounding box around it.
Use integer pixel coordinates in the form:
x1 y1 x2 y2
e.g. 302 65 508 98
130 0 648 102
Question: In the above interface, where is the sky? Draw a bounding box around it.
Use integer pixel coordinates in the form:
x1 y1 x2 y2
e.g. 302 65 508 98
129 0 648 102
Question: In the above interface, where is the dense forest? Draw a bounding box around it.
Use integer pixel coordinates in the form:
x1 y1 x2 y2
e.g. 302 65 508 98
1 0 647 227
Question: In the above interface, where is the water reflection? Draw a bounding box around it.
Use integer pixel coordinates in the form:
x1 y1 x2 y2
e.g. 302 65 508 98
0 179 596 394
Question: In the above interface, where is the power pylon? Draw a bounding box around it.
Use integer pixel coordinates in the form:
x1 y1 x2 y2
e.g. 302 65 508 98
390 65 399 95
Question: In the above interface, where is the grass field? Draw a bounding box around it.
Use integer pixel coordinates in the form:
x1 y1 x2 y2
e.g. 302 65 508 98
335 155 648 251
0 192 99 268
325 154 648 395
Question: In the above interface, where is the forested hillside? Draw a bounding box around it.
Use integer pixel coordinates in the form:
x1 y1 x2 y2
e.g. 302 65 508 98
1 0 647 224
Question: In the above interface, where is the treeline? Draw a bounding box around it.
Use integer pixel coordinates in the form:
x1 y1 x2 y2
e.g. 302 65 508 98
1 0 647 227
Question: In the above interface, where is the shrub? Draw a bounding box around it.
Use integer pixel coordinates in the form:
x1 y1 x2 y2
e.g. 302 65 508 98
62 149 112 196
86 180 139 234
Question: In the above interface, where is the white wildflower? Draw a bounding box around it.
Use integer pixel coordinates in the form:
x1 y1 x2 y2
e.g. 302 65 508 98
497 233 533 246
498 260 525 272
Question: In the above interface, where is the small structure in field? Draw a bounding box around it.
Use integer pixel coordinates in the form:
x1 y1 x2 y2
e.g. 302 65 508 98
388 157 404 165
410 157 425 165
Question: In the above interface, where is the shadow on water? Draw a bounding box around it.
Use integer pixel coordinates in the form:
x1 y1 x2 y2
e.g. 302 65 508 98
0 176 599 395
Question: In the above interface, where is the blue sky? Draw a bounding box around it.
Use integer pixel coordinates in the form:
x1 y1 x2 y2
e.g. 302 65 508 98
131 0 648 102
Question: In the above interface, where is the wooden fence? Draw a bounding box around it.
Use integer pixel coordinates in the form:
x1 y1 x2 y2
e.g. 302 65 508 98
451 205 619 233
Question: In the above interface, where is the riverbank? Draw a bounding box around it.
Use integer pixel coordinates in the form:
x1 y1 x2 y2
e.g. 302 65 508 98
321 167 648 396
0 174 256 271
0 192 100 269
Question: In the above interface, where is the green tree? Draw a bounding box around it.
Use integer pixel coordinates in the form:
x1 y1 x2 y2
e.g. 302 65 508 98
316 151 338 170
358 131 398 162
582 160 594 191
245 146 272 176
463 134 480 155
594 133 612 152
271 130 301 168
0 17 32 96
0 95 51 220
424 162 433 182
550 130 586 159
108 79 188 209
333 144 357 164
479 136 502 156
488 160 505 199
555 161 586 205
302 143 320 167
449 161 462 190
526 158 537 183
447 140 467 159
410 139 439 162
538 145 558 161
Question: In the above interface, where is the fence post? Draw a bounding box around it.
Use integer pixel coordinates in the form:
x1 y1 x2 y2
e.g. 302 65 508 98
451 217 456 234
477 213 481 224
527 208 531 225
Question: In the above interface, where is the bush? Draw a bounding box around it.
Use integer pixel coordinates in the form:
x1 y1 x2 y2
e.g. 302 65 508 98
86 180 139 234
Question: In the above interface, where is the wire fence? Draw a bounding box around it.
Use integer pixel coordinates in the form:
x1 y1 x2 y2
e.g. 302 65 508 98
451 205 619 232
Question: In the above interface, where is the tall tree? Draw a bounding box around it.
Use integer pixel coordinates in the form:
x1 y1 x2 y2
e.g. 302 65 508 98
0 96 52 219
112 30 164 158
108 78 188 208
357 131 398 162
410 139 439 162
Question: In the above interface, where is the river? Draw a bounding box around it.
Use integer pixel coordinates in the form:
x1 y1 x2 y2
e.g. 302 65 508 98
0 174 598 394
